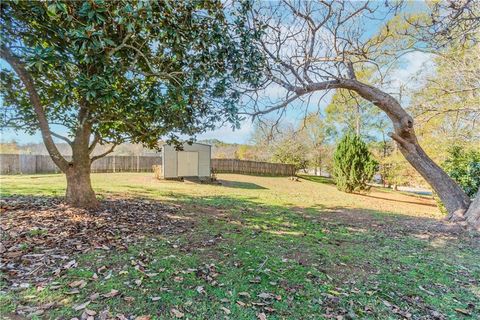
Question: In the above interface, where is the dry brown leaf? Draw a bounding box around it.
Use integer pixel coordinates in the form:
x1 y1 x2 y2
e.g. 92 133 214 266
66 289 80 295
89 292 100 301
257 312 267 320
171 308 184 318
454 308 471 316
85 309 97 316
73 301 90 311
220 307 231 315
258 292 272 299
69 280 87 288
103 289 119 298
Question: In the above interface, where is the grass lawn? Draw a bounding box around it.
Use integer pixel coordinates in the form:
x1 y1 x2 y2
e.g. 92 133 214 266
1 173 479 319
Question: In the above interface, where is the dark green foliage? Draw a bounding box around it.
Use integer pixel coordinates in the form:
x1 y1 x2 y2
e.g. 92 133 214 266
0 0 263 148
443 146 480 198
333 133 377 193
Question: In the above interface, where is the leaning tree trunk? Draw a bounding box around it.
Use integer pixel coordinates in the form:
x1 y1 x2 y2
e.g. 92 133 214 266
465 188 480 231
341 79 472 221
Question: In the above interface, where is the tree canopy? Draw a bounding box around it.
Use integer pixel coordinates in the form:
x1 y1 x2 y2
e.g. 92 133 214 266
0 0 262 149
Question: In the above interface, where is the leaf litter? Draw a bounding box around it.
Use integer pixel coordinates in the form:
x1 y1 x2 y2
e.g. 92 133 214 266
0 196 192 291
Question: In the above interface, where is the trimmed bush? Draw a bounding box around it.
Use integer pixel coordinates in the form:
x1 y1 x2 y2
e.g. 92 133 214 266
333 133 377 193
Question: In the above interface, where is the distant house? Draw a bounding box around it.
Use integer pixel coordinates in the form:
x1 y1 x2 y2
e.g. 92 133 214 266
160 142 211 179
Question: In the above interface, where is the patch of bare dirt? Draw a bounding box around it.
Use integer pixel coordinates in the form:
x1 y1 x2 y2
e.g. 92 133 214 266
0 196 194 291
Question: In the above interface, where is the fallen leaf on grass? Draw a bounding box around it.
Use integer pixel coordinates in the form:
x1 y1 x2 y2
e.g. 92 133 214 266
27 309 45 318
237 301 246 307
124 296 135 302
146 273 158 278
66 289 80 295
89 292 100 301
97 266 107 273
69 280 87 288
454 308 471 316
221 307 231 315
418 285 435 296
382 300 392 308
171 308 184 318
238 292 251 298
264 307 276 313
103 289 119 298
250 276 261 284
73 301 90 311
135 316 151 320
258 292 272 299
85 309 97 316
257 312 267 320
64 260 77 269
258 292 281 300
151 296 161 301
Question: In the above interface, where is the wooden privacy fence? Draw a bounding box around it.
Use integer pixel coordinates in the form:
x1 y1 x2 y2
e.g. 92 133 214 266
211 159 296 176
0 154 162 174
1 154 296 176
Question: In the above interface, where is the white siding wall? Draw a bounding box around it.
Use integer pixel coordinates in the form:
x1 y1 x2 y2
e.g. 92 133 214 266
162 143 211 178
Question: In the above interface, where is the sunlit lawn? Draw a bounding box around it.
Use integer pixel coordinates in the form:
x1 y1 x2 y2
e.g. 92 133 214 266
1 173 479 319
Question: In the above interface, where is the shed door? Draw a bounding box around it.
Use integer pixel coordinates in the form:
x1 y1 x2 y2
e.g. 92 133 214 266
177 151 199 177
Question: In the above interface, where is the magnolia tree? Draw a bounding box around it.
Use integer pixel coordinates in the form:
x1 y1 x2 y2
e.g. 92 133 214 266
0 1 262 208
242 1 480 230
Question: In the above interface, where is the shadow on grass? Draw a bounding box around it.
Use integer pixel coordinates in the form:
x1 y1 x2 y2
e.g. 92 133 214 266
353 192 437 207
298 175 335 185
218 180 268 190
3 193 479 319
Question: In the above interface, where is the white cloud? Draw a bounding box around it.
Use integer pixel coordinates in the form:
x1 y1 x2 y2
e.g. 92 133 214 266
196 119 254 144
389 51 434 91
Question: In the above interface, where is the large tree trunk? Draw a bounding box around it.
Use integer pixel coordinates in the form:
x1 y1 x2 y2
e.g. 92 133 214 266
65 121 99 209
465 188 480 231
65 162 98 209
341 79 472 221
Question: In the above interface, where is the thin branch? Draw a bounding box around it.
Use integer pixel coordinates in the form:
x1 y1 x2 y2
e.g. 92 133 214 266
88 133 101 154
90 144 118 162
50 131 73 145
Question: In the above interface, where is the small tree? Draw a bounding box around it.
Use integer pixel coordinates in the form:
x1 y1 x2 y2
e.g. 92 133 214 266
333 133 377 193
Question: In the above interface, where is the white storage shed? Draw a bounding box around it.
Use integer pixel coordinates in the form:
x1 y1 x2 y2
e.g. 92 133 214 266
161 142 211 179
